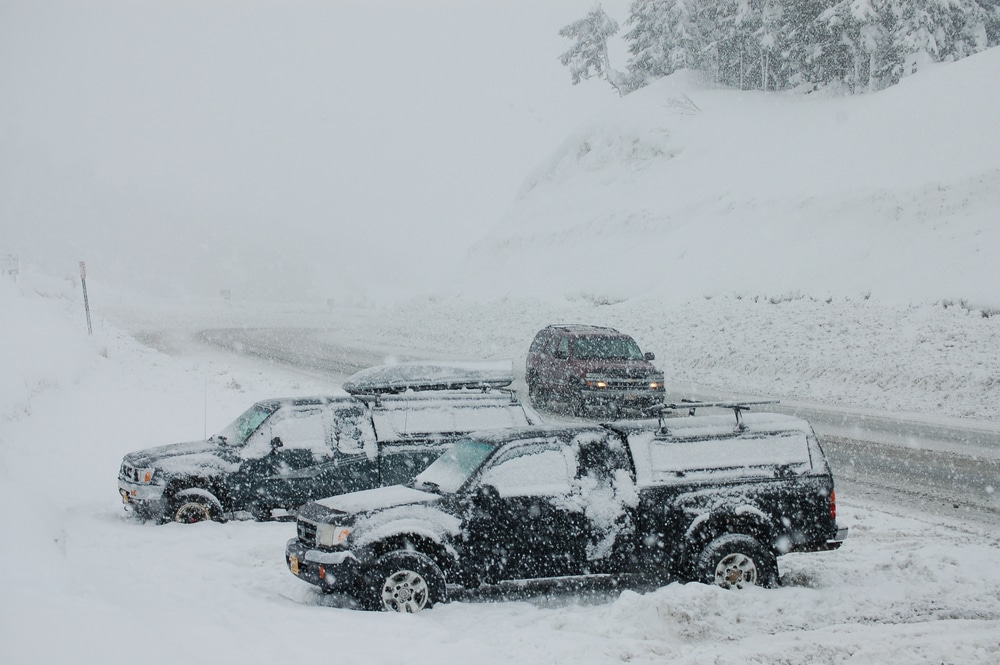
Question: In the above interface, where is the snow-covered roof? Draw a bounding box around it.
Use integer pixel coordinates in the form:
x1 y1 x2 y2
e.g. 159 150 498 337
342 360 514 394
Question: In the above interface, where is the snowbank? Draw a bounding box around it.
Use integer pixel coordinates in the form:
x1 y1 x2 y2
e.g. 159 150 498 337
459 48 1000 307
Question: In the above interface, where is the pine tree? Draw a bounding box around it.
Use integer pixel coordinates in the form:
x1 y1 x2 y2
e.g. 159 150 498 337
579 0 994 96
559 4 635 96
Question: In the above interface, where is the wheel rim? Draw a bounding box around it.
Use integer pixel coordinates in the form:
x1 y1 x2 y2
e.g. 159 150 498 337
380 569 430 613
173 501 211 524
713 552 758 589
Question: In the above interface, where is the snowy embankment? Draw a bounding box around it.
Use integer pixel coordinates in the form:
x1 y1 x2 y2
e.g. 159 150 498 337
3 278 999 665
458 48 1000 310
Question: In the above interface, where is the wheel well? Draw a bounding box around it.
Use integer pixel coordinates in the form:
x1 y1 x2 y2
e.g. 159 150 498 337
368 535 454 574
165 483 227 512
683 512 775 570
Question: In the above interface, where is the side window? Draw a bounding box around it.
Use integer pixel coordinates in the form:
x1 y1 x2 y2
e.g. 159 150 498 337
332 406 375 456
269 408 331 459
554 336 570 359
480 441 575 497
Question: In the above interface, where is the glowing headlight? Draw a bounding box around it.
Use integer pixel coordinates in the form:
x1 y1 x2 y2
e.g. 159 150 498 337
315 524 352 548
649 382 660 389
584 375 608 388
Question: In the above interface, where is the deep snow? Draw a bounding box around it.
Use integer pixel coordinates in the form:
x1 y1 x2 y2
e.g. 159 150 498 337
3 5 1000 662
3 270 1000 665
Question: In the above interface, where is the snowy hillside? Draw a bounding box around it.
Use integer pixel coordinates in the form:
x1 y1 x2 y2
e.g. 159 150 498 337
460 47 1000 307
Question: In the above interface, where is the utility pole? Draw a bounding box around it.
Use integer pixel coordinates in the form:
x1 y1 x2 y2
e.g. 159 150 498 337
79 261 93 335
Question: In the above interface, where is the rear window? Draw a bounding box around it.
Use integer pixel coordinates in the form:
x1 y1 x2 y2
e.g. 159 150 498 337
629 431 813 485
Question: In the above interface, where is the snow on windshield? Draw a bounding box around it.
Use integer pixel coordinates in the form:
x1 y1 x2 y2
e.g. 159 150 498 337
414 439 495 494
213 404 271 445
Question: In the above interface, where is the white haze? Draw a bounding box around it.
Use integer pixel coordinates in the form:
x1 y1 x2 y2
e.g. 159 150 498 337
0 0 625 303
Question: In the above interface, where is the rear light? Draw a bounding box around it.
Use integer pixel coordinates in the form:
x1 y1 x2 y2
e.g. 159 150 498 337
318 565 325 580
829 490 837 520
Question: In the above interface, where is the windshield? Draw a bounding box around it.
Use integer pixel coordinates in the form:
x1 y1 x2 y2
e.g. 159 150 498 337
573 336 644 360
413 439 496 494
212 404 273 446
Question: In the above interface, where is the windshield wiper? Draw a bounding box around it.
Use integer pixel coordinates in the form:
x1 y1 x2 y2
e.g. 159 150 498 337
415 480 441 494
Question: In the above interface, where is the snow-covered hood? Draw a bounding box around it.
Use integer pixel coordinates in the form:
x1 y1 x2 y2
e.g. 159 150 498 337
121 440 237 479
312 485 441 516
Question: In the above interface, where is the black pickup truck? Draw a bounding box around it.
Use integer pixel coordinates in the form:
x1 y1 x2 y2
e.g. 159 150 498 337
117 362 540 523
286 408 848 611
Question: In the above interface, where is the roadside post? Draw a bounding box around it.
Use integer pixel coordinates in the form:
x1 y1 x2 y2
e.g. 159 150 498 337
1 254 18 282
80 261 93 335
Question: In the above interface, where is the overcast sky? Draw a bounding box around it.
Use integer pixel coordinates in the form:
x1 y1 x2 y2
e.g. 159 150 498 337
0 0 630 302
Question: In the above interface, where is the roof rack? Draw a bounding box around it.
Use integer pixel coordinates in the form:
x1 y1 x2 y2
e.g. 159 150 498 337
651 399 780 430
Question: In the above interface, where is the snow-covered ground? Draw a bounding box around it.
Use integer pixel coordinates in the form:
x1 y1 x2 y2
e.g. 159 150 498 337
3 274 1000 665
4 3 999 660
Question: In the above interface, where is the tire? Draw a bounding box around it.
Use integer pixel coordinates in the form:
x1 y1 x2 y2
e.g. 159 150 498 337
368 550 447 613
695 533 778 589
170 492 222 524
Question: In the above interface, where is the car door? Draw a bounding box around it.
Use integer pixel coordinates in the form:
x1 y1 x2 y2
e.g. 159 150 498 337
463 438 588 582
233 406 333 510
572 432 638 570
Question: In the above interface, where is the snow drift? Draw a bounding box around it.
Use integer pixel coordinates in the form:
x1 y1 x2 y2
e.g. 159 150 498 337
459 49 1000 307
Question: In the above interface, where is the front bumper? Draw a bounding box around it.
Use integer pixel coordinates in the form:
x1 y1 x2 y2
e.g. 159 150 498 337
285 538 364 593
118 479 168 520
579 388 664 413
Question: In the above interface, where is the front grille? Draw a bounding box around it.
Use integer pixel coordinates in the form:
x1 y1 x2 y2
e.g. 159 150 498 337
601 379 659 390
121 462 138 482
297 520 317 545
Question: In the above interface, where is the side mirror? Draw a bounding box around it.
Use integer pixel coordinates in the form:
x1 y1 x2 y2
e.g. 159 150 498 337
472 484 501 509
270 436 284 451
644 352 655 361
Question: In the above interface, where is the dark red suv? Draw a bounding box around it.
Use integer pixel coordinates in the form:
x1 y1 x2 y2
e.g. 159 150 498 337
525 324 665 416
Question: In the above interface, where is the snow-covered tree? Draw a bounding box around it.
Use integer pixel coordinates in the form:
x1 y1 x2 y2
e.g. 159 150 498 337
559 4 636 96
566 0 995 96
626 0 711 84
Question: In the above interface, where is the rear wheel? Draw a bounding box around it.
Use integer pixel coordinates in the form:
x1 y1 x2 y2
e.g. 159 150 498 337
695 533 778 589
369 550 447 613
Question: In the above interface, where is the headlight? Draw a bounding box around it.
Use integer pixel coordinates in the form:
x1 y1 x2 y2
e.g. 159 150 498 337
584 373 608 388
315 524 352 548
121 462 156 484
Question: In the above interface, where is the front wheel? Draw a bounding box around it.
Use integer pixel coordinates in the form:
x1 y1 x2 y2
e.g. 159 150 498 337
368 550 447 613
169 491 223 524
695 533 778 589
